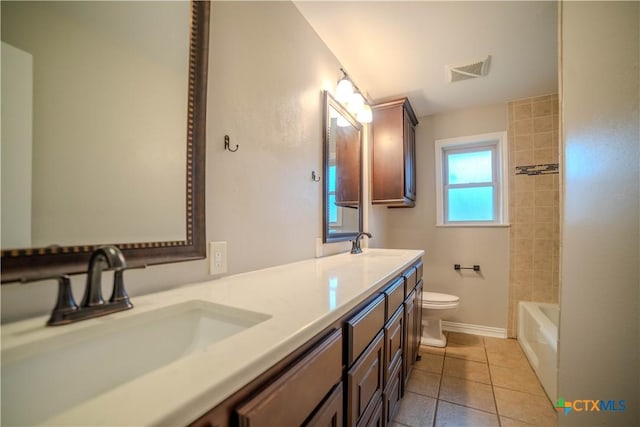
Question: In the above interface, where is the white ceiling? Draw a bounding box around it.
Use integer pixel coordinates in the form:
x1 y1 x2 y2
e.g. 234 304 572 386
294 1 558 117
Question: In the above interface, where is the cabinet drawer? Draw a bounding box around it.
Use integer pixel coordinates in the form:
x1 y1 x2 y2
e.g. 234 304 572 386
384 305 404 384
384 277 404 320
357 397 383 427
403 267 417 296
346 294 385 366
236 329 343 427
305 383 343 427
383 357 403 425
347 330 384 427
415 260 423 282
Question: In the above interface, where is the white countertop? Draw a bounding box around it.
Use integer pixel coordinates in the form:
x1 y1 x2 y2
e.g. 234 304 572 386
1 248 423 426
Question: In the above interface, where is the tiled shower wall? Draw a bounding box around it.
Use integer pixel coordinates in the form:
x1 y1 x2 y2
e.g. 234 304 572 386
507 94 560 338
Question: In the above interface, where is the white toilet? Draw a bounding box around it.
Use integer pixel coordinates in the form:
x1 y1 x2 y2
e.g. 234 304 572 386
421 292 460 347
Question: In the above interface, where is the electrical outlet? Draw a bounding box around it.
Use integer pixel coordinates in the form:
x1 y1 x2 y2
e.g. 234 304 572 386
209 241 227 275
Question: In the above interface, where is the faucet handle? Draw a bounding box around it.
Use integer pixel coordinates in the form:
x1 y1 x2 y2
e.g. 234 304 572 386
21 274 79 326
109 265 144 308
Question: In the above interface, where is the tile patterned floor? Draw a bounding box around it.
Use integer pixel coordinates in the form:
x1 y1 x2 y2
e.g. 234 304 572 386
392 332 558 427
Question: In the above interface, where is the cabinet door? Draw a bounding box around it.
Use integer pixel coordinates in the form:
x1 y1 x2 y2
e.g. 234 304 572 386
347 331 384 427
335 125 361 206
358 398 383 427
236 330 343 427
383 358 403 426
403 109 416 202
371 104 404 203
413 280 423 361
384 305 404 385
403 290 416 389
306 383 344 427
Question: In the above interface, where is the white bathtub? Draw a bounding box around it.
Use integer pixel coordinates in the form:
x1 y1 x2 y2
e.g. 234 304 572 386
518 301 558 402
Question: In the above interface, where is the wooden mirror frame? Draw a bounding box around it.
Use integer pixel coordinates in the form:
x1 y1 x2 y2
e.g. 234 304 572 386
1 1 209 283
322 91 363 243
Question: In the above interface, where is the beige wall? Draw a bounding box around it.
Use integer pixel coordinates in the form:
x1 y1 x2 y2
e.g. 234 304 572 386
1 1 369 322
559 2 639 426
507 94 560 337
387 103 510 329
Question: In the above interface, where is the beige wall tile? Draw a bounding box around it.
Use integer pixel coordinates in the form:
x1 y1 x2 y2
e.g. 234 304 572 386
534 132 554 149
514 103 532 120
515 223 535 240
531 94 553 103
535 148 555 164
533 116 553 133
532 100 553 117
535 190 554 206
514 175 535 192
514 119 532 135
535 207 554 223
515 207 534 224
514 135 533 151
535 223 554 240
516 191 535 207
535 175 555 190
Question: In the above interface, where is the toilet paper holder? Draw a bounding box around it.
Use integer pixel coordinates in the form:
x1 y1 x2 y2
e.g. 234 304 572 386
454 264 480 272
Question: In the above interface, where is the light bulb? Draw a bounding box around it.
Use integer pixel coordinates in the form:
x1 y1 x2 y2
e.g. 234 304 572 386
348 92 364 115
335 78 353 103
357 104 373 123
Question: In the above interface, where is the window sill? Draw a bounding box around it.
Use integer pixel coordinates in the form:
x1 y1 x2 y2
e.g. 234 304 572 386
435 223 511 228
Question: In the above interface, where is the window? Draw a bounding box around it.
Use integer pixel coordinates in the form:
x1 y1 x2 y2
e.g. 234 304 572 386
327 165 342 227
435 132 508 226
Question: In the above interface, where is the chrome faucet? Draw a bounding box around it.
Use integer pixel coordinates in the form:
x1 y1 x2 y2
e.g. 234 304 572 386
351 232 372 254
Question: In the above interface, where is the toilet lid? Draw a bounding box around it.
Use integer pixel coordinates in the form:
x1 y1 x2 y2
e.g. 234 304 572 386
423 292 459 303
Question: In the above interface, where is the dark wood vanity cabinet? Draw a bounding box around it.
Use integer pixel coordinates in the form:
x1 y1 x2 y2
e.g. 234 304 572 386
371 98 419 208
235 329 343 427
190 260 424 427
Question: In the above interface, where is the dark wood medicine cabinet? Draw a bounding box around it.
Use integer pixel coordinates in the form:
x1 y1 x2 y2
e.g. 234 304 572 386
371 98 419 208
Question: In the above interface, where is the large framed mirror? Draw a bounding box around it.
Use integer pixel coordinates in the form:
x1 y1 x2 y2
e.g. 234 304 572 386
0 1 209 282
323 91 363 243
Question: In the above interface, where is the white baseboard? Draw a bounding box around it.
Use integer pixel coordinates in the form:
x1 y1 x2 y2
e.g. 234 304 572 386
442 321 507 339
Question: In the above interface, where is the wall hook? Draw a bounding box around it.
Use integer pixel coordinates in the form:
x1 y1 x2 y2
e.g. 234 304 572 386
311 171 321 182
224 135 239 152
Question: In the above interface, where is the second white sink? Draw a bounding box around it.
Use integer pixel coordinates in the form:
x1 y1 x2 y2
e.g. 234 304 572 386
1 300 271 426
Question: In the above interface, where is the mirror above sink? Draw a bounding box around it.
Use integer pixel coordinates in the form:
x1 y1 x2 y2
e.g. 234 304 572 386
322 91 363 243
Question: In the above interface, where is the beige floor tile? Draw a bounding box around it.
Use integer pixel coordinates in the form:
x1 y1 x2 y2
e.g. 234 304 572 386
446 332 484 347
483 337 522 353
443 357 491 385
439 376 497 414
394 392 437 427
414 353 444 374
445 342 488 363
486 346 531 369
494 386 557 426
406 369 441 398
421 344 446 356
435 400 499 427
500 416 537 426
489 364 546 396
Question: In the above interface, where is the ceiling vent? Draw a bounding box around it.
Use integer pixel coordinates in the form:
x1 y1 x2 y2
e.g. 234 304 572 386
447 56 491 83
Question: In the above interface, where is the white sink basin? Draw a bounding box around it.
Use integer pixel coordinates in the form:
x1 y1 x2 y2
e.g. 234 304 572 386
1 300 271 426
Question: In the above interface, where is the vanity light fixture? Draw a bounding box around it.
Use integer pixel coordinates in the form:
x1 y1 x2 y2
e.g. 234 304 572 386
334 68 372 124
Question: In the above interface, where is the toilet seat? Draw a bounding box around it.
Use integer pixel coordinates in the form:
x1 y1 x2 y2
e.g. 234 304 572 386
422 292 459 310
